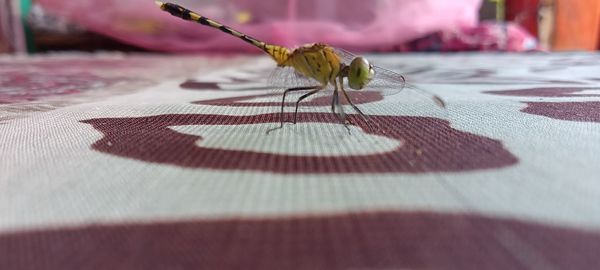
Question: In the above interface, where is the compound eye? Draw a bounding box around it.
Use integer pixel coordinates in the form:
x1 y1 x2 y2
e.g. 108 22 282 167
348 57 374 90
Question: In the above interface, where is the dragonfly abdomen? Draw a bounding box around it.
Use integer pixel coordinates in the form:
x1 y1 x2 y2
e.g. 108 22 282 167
157 2 290 65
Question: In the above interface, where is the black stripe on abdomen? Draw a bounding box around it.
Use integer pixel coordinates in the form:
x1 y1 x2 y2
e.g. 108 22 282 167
198 17 211 26
181 10 192 20
219 26 233 35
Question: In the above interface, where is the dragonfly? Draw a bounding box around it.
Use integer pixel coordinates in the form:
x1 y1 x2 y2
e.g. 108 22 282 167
156 1 445 133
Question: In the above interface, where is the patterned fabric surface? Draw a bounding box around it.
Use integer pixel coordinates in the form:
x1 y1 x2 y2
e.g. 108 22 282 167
1 52 600 269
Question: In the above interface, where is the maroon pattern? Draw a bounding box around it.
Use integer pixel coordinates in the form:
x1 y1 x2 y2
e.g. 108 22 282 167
0 71 127 104
0 57 157 104
193 91 383 107
394 68 584 85
0 58 143 70
81 112 517 174
180 78 262 90
523 102 600 123
486 87 600 98
486 88 600 122
1 211 599 270
180 80 222 90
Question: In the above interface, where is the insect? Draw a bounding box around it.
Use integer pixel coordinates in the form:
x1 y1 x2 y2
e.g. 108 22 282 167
156 1 445 133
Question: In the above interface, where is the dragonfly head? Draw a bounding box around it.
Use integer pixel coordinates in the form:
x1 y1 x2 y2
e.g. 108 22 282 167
348 56 375 90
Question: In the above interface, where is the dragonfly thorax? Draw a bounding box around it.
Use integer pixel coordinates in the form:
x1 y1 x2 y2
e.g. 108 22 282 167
285 44 342 86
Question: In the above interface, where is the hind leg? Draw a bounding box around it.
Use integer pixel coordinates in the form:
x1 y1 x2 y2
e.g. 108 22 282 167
293 86 324 124
266 86 319 134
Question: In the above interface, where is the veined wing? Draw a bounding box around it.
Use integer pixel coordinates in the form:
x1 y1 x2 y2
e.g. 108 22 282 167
267 66 319 89
266 66 337 96
333 47 446 108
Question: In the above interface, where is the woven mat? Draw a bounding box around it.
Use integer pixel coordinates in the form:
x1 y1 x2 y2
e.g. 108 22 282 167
1 52 600 269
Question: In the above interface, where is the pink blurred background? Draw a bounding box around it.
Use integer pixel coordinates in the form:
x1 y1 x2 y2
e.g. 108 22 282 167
0 0 569 54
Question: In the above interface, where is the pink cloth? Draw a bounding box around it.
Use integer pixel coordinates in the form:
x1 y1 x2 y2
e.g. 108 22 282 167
37 0 481 52
391 22 540 52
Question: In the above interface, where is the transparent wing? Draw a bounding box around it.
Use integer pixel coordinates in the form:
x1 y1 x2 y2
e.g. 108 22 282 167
266 66 319 89
333 47 446 108
367 66 407 96
265 66 335 98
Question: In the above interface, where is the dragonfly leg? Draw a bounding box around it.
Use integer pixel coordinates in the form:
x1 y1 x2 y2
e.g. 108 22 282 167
266 86 318 134
331 89 338 115
293 87 323 124
331 81 351 133
337 97 351 134
339 83 379 132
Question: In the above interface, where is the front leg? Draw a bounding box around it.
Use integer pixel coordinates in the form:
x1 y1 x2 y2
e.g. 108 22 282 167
339 76 377 132
330 80 351 133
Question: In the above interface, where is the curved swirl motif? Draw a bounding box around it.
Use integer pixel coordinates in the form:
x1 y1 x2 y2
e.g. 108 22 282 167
82 111 517 174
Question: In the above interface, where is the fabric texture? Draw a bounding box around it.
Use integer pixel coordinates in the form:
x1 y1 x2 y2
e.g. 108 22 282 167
1 52 600 269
